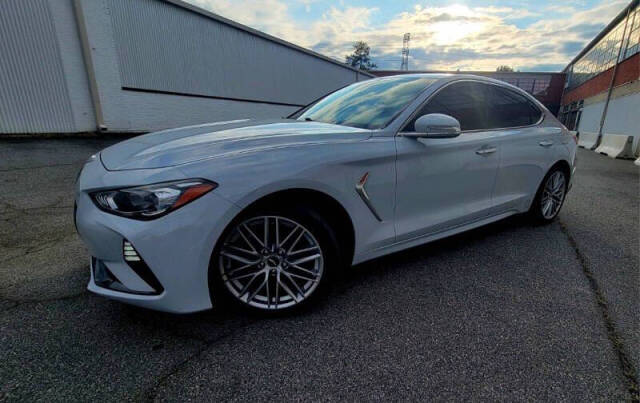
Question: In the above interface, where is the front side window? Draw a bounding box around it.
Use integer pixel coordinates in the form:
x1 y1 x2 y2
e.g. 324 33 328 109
403 81 489 132
296 76 436 130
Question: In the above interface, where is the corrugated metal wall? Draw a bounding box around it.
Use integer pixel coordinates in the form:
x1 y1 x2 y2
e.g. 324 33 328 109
0 0 75 133
108 0 358 106
0 0 368 133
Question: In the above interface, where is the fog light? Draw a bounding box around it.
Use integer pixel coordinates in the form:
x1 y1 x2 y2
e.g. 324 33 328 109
123 241 141 262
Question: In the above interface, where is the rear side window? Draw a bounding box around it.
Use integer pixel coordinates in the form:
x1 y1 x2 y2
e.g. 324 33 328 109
486 86 542 128
403 81 489 132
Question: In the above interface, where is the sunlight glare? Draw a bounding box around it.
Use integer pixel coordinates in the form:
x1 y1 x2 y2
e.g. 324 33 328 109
427 4 485 45
431 20 484 45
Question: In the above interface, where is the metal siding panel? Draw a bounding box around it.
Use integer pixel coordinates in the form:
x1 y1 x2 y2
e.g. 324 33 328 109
118 91 299 132
0 0 75 133
50 0 97 131
107 0 356 106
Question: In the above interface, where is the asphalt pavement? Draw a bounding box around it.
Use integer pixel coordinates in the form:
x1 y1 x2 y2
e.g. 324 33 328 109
0 137 637 401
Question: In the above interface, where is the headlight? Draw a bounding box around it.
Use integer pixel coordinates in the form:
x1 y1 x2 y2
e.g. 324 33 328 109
90 179 217 220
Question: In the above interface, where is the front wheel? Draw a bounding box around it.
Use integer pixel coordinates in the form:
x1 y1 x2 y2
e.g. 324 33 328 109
529 167 568 223
213 208 337 313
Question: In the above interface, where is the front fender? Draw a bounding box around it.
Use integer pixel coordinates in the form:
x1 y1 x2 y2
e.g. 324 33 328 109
177 138 398 264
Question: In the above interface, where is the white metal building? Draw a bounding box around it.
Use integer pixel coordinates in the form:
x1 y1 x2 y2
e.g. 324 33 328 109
0 0 372 134
559 0 639 153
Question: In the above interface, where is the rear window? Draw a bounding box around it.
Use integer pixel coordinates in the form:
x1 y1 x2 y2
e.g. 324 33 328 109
486 86 542 128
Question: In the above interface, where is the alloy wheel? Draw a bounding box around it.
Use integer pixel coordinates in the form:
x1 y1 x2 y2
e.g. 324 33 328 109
219 216 324 310
540 171 566 219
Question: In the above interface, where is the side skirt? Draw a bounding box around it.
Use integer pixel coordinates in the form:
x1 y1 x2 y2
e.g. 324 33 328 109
352 210 518 265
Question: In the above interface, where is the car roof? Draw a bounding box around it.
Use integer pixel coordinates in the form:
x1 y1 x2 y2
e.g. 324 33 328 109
371 73 505 85
375 73 541 104
371 73 452 81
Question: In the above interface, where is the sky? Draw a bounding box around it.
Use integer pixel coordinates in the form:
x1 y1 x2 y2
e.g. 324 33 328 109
184 0 629 71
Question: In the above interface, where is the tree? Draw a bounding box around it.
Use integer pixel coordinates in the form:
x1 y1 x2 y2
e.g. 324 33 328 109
496 65 514 72
345 41 377 71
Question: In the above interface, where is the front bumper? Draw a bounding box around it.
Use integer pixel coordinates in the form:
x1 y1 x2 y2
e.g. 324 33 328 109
75 158 240 313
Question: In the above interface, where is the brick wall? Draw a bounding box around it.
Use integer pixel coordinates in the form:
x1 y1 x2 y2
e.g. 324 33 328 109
562 53 640 105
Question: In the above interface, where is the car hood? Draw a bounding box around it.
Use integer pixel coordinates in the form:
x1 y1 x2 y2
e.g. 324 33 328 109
100 119 371 171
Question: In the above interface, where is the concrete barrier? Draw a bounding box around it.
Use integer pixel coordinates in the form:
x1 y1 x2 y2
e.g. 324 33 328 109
594 134 635 159
577 131 598 149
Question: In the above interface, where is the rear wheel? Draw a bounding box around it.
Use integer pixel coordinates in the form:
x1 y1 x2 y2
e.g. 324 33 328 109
529 167 568 223
213 207 337 313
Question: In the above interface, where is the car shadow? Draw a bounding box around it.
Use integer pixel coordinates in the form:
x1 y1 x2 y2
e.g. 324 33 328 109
121 213 537 335
349 214 533 280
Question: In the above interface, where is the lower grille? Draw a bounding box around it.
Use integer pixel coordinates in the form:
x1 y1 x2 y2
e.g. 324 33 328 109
92 257 131 293
90 240 164 295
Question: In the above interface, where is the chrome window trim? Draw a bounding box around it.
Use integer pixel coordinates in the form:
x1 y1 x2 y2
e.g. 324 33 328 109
396 78 545 136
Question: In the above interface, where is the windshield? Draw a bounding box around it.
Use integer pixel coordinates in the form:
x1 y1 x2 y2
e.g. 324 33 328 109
296 76 436 130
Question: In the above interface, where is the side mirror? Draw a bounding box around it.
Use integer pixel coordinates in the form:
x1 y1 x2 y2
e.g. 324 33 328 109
410 113 461 138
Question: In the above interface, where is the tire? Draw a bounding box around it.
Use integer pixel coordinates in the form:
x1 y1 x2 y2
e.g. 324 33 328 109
210 205 339 315
529 166 568 224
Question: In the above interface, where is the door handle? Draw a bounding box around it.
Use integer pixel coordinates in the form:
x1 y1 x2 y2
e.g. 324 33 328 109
476 147 496 155
539 140 553 147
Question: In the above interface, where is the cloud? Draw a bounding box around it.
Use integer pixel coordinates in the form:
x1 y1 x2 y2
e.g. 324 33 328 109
185 0 300 42
544 4 579 15
183 0 630 71
186 0 377 61
475 6 541 20
570 23 608 39
561 41 587 55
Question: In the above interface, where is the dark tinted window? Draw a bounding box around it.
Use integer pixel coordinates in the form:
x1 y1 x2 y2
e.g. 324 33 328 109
403 81 489 132
486 86 542 128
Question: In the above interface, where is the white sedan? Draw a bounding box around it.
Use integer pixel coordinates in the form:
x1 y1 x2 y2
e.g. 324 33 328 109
75 74 577 314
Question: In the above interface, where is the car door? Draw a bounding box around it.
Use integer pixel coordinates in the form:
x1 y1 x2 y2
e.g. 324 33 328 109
394 81 501 242
484 85 560 213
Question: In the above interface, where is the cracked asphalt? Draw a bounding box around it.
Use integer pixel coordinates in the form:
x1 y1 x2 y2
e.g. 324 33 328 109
0 137 638 401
